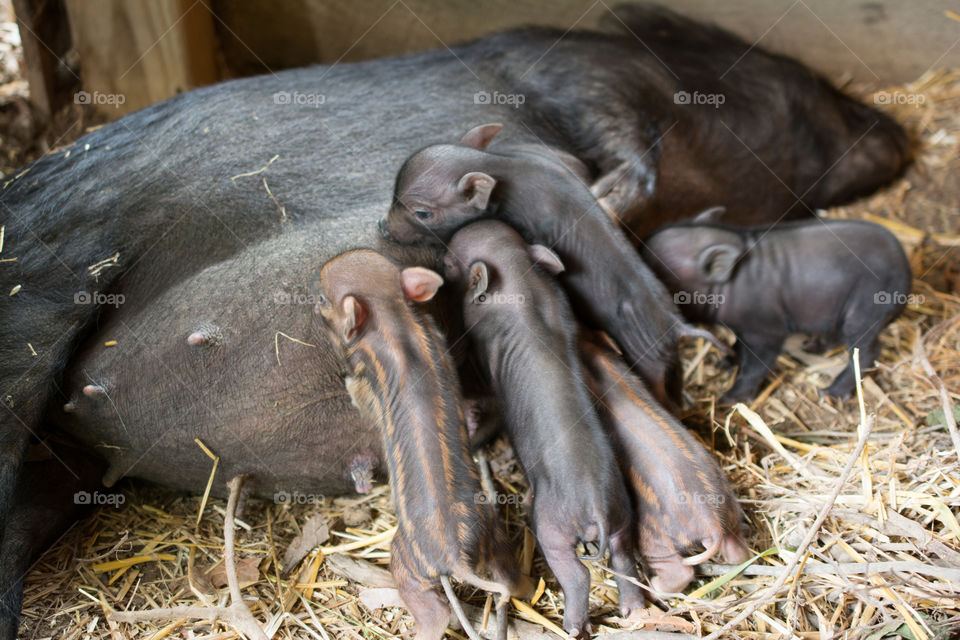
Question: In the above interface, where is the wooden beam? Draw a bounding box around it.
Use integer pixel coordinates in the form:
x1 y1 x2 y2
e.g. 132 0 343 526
65 0 219 117
12 0 76 120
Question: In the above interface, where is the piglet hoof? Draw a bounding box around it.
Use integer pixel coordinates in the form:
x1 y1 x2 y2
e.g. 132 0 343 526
820 380 854 400
718 391 746 406
564 621 591 640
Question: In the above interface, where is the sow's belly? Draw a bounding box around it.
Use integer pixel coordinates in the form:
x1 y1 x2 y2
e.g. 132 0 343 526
47 226 443 500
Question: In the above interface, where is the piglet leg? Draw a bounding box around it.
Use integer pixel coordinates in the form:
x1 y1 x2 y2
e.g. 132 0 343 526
536 517 592 639
721 336 783 403
607 526 646 617
391 539 450 640
822 331 881 399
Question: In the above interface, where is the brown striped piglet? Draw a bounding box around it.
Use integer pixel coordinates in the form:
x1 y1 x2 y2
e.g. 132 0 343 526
315 249 528 640
443 220 646 638
578 334 750 594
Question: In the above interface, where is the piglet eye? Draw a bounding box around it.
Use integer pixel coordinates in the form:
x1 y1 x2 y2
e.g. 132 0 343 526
414 209 433 221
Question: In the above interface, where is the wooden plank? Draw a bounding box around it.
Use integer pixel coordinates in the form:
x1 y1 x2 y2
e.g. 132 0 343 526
64 0 219 117
12 0 75 120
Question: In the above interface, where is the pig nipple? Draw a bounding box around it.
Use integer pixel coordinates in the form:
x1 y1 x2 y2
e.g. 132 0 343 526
348 454 376 494
187 322 223 348
82 384 107 398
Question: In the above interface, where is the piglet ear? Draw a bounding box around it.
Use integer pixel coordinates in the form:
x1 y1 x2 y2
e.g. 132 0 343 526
468 261 490 303
696 243 742 283
341 295 368 343
460 123 503 149
692 206 727 223
457 172 496 209
528 244 565 276
457 171 497 209
400 267 444 302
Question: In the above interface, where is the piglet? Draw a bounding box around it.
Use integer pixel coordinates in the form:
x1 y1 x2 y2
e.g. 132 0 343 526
315 249 526 640
443 220 646 638
380 123 726 407
578 334 750 593
643 218 912 401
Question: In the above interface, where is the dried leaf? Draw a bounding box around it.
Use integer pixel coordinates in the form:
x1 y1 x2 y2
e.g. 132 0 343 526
282 514 329 575
207 556 260 589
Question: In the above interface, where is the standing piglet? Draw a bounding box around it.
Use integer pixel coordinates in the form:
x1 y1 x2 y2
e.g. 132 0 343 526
315 249 525 640
643 219 912 402
380 123 725 407
443 220 646 638
578 335 750 593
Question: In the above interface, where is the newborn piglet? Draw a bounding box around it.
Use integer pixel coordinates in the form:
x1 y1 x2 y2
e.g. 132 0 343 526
315 249 526 640
579 334 750 593
444 220 645 638
643 218 912 401
381 123 726 407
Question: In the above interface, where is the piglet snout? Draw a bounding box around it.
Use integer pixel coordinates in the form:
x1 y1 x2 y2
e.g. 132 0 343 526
377 218 392 241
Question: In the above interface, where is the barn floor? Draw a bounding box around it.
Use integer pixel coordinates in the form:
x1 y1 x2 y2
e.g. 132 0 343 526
6 22 960 640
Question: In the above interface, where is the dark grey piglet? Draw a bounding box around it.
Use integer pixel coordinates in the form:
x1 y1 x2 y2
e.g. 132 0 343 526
381 123 726 407
643 218 911 402
443 220 646 639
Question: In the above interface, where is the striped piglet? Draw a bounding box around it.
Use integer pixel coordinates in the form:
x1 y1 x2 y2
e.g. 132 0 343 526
579 334 751 593
315 249 527 640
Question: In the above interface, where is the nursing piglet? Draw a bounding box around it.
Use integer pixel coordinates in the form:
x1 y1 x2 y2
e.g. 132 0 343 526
443 220 645 638
315 249 526 640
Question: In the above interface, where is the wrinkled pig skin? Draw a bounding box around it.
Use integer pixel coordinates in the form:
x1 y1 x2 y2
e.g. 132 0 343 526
642 219 912 402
